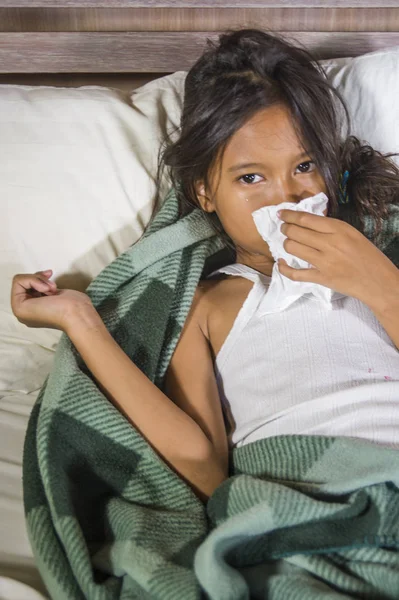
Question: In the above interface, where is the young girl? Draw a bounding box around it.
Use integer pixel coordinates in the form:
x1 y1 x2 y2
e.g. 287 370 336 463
11 29 399 504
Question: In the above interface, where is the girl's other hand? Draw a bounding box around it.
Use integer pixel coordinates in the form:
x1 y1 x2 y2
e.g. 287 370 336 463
10 269 95 332
277 210 399 308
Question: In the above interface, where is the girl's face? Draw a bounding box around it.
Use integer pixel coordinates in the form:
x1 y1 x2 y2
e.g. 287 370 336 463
195 103 327 274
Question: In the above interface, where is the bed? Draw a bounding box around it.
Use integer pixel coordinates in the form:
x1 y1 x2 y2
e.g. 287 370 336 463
0 2 398 599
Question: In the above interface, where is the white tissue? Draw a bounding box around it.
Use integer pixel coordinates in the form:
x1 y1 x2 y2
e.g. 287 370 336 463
252 192 337 315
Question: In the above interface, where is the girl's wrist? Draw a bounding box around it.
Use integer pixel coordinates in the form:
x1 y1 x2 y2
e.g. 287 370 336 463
361 269 399 316
64 303 105 338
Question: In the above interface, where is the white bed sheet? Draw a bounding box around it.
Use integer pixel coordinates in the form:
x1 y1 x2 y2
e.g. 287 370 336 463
0 390 49 599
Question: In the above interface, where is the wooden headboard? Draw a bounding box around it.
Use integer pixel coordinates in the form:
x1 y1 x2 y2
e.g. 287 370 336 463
1 1 398 93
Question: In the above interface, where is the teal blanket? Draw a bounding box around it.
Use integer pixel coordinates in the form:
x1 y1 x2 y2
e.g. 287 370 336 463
23 188 399 599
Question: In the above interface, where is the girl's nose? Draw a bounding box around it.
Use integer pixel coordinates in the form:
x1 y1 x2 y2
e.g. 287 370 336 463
274 179 312 205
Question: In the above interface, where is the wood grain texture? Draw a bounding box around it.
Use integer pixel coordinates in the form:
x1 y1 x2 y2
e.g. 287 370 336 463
0 1 397 80
0 1 398 7
0 31 398 74
1 7 399 32
0 72 165 92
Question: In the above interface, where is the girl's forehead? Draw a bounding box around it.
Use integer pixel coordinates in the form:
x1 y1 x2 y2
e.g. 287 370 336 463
223 106 304 165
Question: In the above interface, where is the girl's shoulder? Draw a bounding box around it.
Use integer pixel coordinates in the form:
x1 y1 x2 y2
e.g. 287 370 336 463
195 274 254 341
193 277 226 339
198 271 254 294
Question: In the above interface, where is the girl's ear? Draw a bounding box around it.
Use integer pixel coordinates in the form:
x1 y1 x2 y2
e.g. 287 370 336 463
195 180 216 213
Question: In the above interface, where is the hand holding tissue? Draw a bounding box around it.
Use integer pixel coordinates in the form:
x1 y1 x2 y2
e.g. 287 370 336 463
252 192 342 315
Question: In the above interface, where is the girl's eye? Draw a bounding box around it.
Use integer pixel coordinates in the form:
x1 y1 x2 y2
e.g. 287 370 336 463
238 163 315 184
239 173 263 185
296 161 316 173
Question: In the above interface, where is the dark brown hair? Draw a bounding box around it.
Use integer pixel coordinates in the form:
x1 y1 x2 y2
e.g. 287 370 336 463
151 28 399 255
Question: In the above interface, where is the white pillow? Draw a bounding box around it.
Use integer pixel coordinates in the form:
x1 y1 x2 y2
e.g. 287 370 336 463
321 47 399 160
0 75 185 396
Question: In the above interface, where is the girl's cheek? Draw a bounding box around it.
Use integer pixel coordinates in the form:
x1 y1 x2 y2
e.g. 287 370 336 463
240 190 270 210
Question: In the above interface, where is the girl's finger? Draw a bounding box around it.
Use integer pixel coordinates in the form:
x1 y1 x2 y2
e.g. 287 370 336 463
282 238 321 267
36 286 58 296
40 278 57 288
280 222 327 251
16 276 54 294
278 210 335 233
32 278 53 290
34 273 57 288
278 259 322 284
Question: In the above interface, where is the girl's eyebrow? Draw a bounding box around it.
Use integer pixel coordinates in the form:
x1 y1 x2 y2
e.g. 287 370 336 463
227 152 311 173
227 162 266 173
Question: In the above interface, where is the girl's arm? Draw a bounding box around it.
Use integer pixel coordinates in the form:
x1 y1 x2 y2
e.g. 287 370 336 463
65 306 227 503
364 287 399 351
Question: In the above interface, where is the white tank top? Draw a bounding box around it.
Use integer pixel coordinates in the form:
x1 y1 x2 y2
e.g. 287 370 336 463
207 263 399 449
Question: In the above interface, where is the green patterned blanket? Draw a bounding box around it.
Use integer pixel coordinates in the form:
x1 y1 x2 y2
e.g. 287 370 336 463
23 188 399 599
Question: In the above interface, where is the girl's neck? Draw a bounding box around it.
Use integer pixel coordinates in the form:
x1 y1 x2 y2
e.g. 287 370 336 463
235 249 275 277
